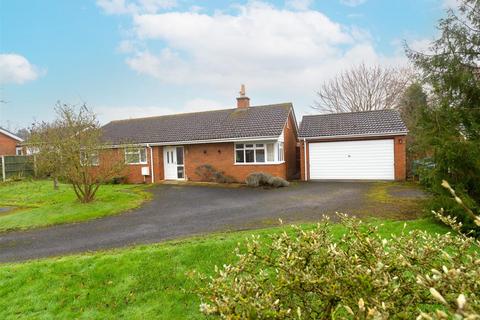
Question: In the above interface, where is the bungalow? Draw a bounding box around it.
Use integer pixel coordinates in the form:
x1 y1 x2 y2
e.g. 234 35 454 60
101 87 299 183
0 127 23 156
299 110 408 181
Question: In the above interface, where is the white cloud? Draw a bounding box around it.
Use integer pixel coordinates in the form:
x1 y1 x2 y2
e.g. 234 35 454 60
409 38 433 53
285 0 312 11
0 54 42 85
189 5 204 13
117 40 136 53
96 98 225 123
96 0 134 14
340 0 367 7
182 98 225 112
442 0 459 9
97 1 416 119
123 2 404 93
97 105 175 123
96 0 176 15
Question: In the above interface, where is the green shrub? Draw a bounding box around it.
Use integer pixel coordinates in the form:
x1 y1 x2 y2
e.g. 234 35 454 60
198 215 480 319
195 164 236 183
245 172 289 188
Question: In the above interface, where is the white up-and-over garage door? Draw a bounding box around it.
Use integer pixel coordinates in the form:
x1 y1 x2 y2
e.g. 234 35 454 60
308 139 395 180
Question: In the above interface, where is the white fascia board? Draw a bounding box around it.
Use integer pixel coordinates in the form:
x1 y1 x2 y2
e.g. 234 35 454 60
300 131 408 141
0 128 23 142
103 135 281 149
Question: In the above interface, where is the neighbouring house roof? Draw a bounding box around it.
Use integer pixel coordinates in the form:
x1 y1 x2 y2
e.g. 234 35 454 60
0 127 24 142
101 103 294 145
299 109 408 139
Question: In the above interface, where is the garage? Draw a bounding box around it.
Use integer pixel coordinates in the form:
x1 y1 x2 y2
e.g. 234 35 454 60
309 139 395 180
299 110 408 181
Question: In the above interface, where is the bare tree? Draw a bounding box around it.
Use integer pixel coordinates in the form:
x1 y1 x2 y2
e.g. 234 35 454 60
313 63 413 113
28 103 125 203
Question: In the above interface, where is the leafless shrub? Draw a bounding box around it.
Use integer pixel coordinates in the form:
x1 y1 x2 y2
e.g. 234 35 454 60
195 164 236 184
28 103 125 202
245 172 289 188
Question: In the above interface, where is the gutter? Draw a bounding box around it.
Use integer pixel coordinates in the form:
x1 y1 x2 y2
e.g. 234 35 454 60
102 135 281 149
299 131 408 141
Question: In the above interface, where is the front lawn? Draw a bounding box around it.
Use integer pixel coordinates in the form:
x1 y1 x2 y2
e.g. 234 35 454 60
0 180 151 232
0 218 449 319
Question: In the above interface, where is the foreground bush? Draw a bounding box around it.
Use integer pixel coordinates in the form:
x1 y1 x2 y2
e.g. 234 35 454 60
198 215 479 319
433 180 480 238
245 172 289 188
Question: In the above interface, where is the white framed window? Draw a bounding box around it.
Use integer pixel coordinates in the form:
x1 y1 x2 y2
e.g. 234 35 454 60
235 142 284 164
278 142 284 162
125 147 147 164
16 147 23 156
266 143 274 162
26 147 39 155
80 151 100 166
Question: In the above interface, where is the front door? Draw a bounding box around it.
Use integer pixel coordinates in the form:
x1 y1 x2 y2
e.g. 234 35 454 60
164 146 185 180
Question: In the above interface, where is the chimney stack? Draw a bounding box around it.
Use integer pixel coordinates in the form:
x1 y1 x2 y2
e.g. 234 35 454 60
236 84 250 108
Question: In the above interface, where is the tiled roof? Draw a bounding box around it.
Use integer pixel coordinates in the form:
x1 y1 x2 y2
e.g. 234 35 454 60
101 103 292 145
299 109 407 138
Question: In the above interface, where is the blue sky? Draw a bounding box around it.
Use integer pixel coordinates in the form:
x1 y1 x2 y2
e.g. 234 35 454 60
0 0 451 130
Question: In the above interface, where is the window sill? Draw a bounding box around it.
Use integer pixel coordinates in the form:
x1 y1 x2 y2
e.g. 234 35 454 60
234 161 285 166
126 162 148 165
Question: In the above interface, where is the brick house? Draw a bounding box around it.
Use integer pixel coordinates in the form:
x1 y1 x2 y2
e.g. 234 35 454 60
0 127 23 156
100 89 299 183
299 110 408 181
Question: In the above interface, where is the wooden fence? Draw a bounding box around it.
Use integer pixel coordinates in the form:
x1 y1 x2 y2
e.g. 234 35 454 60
0 155 35 182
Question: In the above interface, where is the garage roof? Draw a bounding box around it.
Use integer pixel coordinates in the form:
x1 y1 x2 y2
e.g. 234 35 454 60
299 109 408 139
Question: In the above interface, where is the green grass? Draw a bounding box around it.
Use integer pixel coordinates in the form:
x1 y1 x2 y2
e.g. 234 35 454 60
0 218 449 320
0 180 151 232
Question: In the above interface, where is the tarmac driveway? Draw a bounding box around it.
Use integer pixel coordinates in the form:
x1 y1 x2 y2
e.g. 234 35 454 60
0 182 423 262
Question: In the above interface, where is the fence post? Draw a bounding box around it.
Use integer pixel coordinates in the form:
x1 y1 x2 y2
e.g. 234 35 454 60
1 156 5 182
33 155 37 178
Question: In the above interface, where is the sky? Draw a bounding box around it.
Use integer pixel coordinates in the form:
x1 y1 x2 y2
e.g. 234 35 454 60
0 0 455 130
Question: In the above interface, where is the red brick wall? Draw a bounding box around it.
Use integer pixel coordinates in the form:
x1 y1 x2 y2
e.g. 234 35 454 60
283 112 299 179
152 146 164 181
393 136 407 181
97 146 164 184
102 143 289 184
300 135 407 181
0 132 19 155
184 142 287 182
123 146 166 183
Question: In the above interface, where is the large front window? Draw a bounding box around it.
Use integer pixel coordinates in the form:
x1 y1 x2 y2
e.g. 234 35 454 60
125 147 147 164
235 142 284 164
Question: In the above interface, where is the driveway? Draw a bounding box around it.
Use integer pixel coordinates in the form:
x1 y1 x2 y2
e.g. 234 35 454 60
0 182 423 263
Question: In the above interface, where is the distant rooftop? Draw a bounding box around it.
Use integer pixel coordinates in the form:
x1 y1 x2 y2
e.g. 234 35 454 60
0 127 23 142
